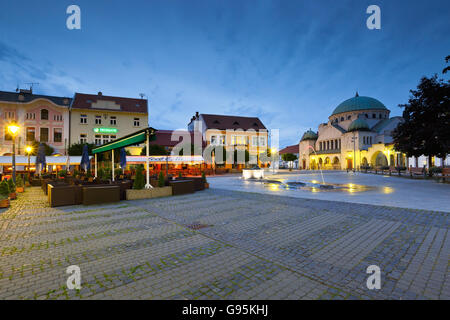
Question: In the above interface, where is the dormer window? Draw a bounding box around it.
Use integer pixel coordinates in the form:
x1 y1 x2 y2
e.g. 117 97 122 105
233 121 239 125
213 120 220 124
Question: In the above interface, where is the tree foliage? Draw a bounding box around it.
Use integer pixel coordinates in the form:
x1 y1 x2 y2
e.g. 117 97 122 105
26 141 54 156
0 180 9 197
68 143 96 156
133 164 145 189
282 153 298 162
392 74 449 164
140 144 168 156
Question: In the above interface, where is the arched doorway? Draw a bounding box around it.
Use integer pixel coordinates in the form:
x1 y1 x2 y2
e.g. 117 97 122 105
318 158 323 168
332 156 340 169
310 159 316 170
372 152 388 167
347 158 353 170
362 157 368 165
302 158 306 169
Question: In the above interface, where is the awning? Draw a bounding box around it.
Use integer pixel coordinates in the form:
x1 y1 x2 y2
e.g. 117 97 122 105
0 156 89 166
92 127 156 154
126 155 204 164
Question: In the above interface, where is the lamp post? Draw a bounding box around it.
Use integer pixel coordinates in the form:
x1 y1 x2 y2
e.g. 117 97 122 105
7 123 20 184
25 145 33 176
351 133 357 172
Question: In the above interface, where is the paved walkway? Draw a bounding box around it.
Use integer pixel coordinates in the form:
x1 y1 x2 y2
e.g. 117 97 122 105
0 187 448 300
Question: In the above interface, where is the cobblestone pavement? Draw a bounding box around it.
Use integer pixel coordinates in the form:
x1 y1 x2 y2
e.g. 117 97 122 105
0 187 448 300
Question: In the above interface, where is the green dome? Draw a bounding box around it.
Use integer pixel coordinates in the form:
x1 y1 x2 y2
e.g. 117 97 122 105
332 94 387 116
301 129 318 141
348 118 370 132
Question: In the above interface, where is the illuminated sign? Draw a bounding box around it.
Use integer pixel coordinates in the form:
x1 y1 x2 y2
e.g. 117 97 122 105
93 127 118 134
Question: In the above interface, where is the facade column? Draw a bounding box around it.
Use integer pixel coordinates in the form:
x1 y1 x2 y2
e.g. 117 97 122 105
112 149 115 182
94 153 97 178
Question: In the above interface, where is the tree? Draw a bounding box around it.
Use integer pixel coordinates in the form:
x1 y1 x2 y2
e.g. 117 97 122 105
443 55 450 74
140 144 167 156
0 180 9 197
133 164 145 189
282 153 298 162
158 171 165 187
68 143 96 156
393 74 449 170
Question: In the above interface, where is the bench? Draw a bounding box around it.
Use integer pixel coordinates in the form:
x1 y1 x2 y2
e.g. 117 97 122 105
409 166 426 177
169 180 195 195
48 184 80 207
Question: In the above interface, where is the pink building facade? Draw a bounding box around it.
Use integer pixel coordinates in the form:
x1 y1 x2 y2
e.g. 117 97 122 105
0 90 71 156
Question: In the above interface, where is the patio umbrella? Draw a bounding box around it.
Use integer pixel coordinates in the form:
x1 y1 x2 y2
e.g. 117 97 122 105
119 148 127 169
80 144 91 172
66 155 71 173
35 143 46 176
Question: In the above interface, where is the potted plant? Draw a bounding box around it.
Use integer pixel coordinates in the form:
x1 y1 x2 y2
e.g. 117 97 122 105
0 180 10 208
16 175 24 193
126 165 172 200
7 178 16 200
58 170 67 179
202 171 209 189
24 173 31 187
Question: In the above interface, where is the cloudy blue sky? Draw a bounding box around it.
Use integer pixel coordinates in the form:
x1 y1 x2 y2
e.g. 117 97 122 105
0 0 449 147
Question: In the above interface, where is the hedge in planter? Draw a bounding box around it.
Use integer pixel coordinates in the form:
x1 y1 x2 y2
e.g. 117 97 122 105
16 176 24 192
133 165 145 189
158 171 165 187
7 178 15 193
0 180 10 207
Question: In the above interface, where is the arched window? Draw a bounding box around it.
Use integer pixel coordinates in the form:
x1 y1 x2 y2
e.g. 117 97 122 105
41 109 49 120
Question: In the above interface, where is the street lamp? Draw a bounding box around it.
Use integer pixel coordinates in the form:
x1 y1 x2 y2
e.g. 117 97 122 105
25 145 33 176
7 123 20 184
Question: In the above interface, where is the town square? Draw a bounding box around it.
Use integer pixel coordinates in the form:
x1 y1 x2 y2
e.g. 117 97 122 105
0 0 449 306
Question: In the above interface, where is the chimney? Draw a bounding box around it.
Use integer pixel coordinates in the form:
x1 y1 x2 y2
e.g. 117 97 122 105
195 111 199 119
98 91 103 96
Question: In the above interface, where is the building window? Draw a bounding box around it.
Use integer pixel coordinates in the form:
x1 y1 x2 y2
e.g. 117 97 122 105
80 134 87 144
331 140 334 149
80 114 87 124
40 128 49 142
54 128 62 142
94 135 102 145
95 115 102 125
26 127 35 141
259 136 266 147
26 112 35 120
211 135 217 145
110 116 117 126
379 114 382 119
110 135 116 141
347 115 351 120
103 135 110 144
4 111 15 120
41 109 49 120
53 115 62 121
372 114 376 119
133 118 140 127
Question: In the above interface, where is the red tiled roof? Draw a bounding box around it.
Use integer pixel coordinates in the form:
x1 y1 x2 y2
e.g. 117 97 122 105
279 144 299 154
71 92 148 113
151 130 205 148
200 114 266 131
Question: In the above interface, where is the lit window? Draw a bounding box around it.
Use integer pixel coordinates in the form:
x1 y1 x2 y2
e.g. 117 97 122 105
95 135 102 145
80 114 87 124
40 128 49 142
54 128 62 142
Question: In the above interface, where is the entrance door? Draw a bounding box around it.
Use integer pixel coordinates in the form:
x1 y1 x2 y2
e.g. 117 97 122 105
302 160 306 169
347 159 353 170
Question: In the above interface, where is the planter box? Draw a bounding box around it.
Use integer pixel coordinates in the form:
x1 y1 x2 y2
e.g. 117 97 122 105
204 182 209 189
16 187 24 193
126 186 172 200
0 198 9 208
9 192 17 200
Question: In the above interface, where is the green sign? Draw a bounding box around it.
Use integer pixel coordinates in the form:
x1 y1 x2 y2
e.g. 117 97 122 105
93 127 118 134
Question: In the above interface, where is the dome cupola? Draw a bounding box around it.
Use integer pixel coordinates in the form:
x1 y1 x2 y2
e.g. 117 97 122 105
347 118 370 132
301 129 318 141
331 93 387 116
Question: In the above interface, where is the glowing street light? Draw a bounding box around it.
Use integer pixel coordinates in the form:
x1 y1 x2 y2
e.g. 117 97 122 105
7 123 20 184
